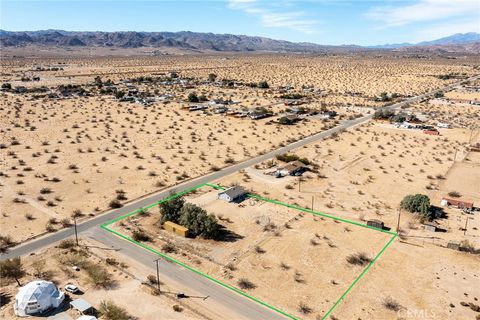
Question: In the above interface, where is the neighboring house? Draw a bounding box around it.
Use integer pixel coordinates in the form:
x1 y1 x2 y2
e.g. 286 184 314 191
14 281 65 317
218 186 246 202
441 197 474 209
437 122 450 129
189 105 208 111
276 160 306 177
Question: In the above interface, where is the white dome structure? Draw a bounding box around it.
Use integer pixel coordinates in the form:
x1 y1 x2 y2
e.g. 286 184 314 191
14 280 65 317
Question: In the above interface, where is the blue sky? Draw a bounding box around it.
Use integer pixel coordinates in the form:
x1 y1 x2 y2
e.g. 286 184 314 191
1 0 479 46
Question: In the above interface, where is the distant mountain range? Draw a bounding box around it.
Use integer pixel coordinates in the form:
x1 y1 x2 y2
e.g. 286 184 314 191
0 30 478 54
368 32 480 49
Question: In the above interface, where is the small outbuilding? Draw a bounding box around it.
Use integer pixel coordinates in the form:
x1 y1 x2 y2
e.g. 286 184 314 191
367 219 385 230
423 222 439 232
70 298 94 315
218 186 246 203
14 280 65 317
163 221 189 237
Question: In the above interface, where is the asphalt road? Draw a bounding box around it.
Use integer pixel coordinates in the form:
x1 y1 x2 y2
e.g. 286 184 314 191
2 75 477 319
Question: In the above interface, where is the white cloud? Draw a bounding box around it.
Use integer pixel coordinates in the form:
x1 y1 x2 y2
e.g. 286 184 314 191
228 0 320 34
366 0 480 28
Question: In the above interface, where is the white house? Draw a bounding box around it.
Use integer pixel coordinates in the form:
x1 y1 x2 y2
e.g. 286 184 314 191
218 186 246 202
14 280 65 317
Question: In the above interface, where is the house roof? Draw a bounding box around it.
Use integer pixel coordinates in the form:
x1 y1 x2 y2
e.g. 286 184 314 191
282 160 305 172
70 298 93 313
219 186 245 199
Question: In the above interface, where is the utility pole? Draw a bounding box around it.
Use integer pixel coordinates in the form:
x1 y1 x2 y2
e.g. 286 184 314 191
73 216 79 246
464 217 470 236
154 258 161 292
311 196 314 211
453 148 458 162
298 177 301 192
396 208 401 233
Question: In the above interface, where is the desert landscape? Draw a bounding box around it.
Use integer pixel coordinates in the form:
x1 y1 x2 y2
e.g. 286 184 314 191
1 19 480 320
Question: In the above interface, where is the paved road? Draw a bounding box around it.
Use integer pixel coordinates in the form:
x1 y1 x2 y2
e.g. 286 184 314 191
84 227 287 320
2 75 478 319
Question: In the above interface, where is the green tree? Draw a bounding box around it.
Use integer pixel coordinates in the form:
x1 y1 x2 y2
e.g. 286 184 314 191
208 73 217 82
400 194 432 219
115 90 126 99
187 92 199 103
159 196 185 224
179 203 219 239
258 81 269 89
0 257 25 286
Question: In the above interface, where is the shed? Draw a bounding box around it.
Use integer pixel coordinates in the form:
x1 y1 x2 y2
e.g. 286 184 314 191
367 219 384 229
218 186 246 202
447 241 460 250
423 222 439 232
163 221 189 237
70 298 94 315
441 197 474 209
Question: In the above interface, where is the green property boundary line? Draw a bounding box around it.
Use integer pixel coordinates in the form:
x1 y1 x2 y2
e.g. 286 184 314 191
101 182 397 320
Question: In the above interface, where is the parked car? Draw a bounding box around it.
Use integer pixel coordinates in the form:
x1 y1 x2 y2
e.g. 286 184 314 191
65 284 80 294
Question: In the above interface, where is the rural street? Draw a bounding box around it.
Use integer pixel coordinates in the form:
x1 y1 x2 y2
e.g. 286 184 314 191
1 75 478 319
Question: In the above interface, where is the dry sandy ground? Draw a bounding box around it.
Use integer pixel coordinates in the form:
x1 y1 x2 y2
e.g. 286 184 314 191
0 238 203 320
113 186 392 320
1 54 478 245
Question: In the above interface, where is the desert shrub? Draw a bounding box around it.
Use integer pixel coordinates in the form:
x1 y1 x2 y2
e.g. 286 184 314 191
237 278 256 290
98 300 130 320
187 92 199 102
86 265 114 288
373 108 395 120
298 302 313 314
0 257 25 285
448 191 461 198
0 235 15 253
147 274 158 285
346 252 371 266
276 153 310 165
109 199 123 208
162 243 176 253
132 229 151 242
383 296 401 311
58 239 76 249
459 240 476 253
258 81 269 88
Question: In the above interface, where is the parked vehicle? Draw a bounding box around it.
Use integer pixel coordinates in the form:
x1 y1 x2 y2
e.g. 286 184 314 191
64 284 80 294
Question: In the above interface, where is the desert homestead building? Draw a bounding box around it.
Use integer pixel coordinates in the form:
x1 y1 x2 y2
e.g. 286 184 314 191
441 197 474 209
14 280 65 317
218 186 246 202
276 160 307 177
